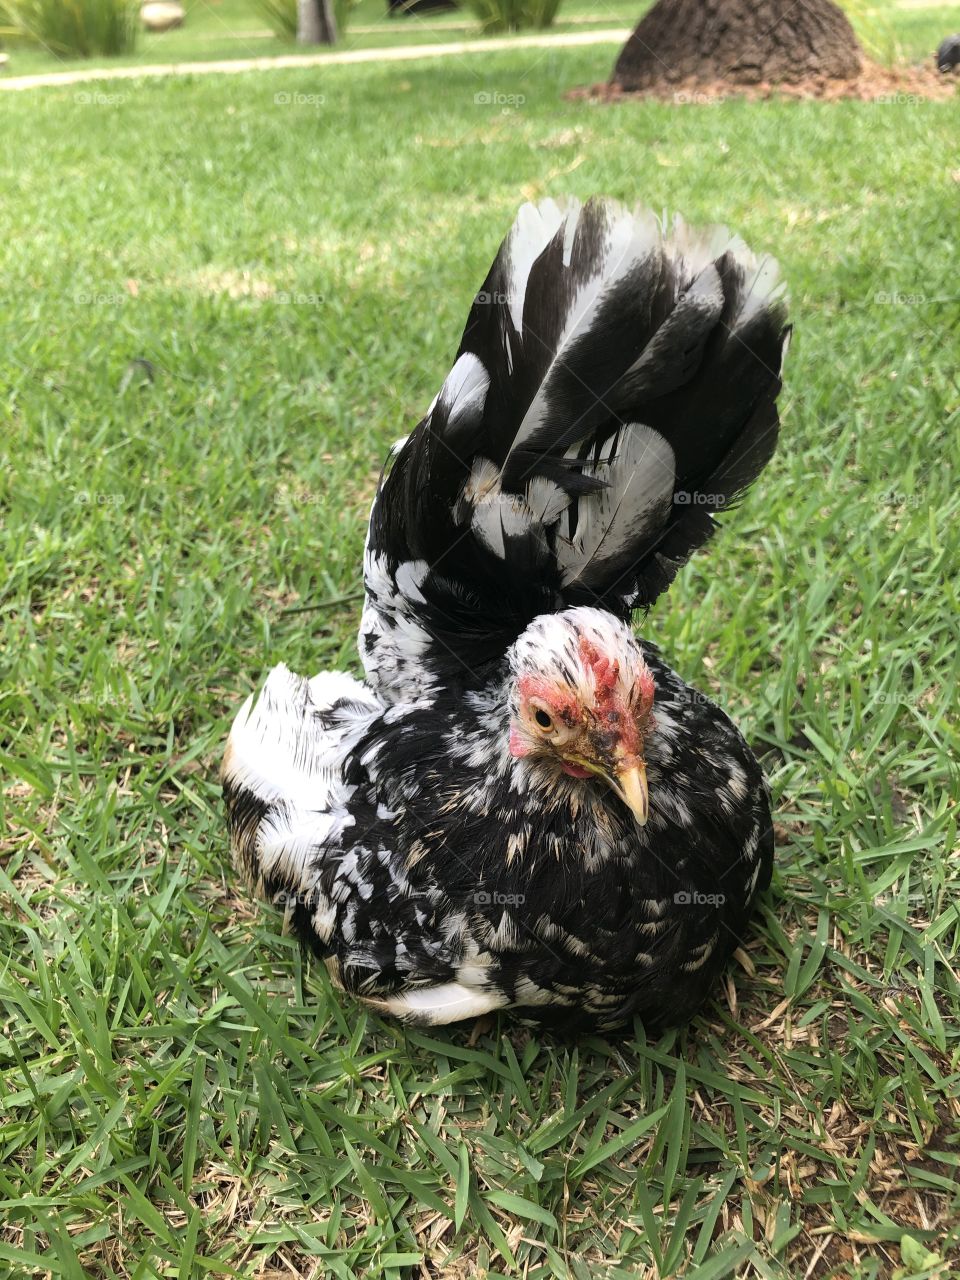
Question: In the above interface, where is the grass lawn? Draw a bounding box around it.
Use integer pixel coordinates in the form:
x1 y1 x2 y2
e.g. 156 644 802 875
2 0 960 1275
0 0 642 77
2 0 959 76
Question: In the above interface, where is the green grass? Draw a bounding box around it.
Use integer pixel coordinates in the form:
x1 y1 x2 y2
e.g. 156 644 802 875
0 0 642 77
249 0 364 41
1 3 960 1276
463 0 563 36
3 0 950 80
0 0 139 58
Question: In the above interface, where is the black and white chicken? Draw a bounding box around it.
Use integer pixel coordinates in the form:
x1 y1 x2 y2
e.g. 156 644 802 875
223 197 790 1032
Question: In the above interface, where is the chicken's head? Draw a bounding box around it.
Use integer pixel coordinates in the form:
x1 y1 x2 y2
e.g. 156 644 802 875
507 607 655 824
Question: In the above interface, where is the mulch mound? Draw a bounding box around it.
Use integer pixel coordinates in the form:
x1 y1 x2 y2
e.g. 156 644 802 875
568 61 958 104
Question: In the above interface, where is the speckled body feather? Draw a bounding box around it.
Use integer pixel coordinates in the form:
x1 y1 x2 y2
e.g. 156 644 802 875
223 197 789 1031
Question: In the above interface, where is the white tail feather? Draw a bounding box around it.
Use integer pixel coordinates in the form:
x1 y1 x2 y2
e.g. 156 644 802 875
558 425 676 587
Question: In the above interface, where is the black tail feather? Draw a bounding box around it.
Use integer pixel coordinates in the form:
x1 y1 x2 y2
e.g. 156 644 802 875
366 197 789 688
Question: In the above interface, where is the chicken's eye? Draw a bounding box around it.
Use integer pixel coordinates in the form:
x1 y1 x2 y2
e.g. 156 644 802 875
526 697 577 745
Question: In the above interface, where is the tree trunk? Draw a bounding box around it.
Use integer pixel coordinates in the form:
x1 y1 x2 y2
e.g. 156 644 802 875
613 0 863 91
298 0 337 44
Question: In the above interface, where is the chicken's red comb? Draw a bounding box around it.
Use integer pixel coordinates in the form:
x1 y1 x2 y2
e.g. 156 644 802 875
580 635 655 721
579 638 620 703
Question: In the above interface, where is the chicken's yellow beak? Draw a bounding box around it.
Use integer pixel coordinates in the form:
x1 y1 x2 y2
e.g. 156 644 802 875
609 760 649 826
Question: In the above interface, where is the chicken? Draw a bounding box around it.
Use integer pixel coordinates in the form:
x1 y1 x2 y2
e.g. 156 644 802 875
223 197 790 1032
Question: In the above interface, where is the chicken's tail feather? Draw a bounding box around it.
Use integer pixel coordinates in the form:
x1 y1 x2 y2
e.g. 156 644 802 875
368 197 789 678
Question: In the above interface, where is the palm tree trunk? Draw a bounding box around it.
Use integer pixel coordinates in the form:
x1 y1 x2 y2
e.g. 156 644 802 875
298 0 337 44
